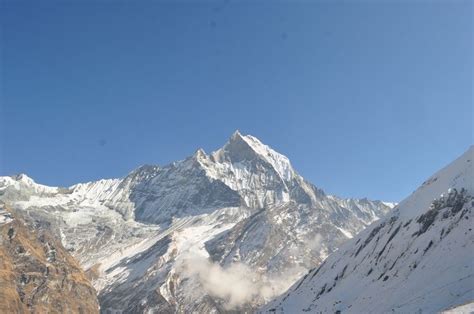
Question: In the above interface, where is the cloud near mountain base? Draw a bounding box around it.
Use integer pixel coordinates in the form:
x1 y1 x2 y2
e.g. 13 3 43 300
176 253 305 309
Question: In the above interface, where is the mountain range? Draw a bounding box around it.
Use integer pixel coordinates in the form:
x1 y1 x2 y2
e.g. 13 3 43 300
0 131 394 312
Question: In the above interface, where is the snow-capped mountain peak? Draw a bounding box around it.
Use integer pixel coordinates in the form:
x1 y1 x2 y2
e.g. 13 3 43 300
0 131 395 312
194 148 207 159
211 131 294 182
0 173 59 196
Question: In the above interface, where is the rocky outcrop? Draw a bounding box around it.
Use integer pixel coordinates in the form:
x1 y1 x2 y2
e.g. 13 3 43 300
0 203 99 313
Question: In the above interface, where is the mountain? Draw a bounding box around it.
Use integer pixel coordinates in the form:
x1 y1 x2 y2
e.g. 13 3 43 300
261 146 474 313
0 131 393 312
0 202 99 313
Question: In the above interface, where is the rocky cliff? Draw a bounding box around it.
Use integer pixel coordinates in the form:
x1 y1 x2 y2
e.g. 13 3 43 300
0 203 99 313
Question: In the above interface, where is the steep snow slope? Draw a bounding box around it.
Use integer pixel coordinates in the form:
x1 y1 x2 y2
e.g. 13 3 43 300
262 146 474 313
0 131 393 312
442 301 474 313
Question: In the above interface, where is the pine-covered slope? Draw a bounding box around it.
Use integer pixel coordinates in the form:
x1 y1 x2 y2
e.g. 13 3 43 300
0 131 393 312
261 146 474 313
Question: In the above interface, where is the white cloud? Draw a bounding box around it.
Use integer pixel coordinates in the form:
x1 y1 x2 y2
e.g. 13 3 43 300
176 253 305 309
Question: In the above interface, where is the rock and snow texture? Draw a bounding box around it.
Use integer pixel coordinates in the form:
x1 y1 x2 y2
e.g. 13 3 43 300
0 202 99 313
261 146 474 314
0 131 393 312
0 204 13 226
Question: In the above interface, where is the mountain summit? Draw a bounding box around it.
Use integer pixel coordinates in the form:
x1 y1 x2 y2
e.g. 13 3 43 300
0 132 394 312
213 131 293 182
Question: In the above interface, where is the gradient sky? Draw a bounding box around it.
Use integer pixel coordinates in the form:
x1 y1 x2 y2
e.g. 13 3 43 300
1 0 472 202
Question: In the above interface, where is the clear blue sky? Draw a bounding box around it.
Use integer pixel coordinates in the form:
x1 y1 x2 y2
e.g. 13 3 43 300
1 1 472 202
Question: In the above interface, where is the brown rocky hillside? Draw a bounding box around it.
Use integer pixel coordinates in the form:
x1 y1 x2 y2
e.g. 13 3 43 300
0 203 99 313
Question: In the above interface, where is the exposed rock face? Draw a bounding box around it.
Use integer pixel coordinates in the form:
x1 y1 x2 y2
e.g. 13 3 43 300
0 203 99 313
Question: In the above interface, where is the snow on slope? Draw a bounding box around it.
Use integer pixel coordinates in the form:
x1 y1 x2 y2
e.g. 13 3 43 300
0 131 394 312
0 204 13 226
443 301 474 314
261 146 474 313
231 131 294 182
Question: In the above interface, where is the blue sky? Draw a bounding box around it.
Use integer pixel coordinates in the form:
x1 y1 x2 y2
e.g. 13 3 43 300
1 1 472 202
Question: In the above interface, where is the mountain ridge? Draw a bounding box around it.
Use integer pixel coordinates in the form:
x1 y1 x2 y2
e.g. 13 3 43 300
261 146 473 313
0 131 395 312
